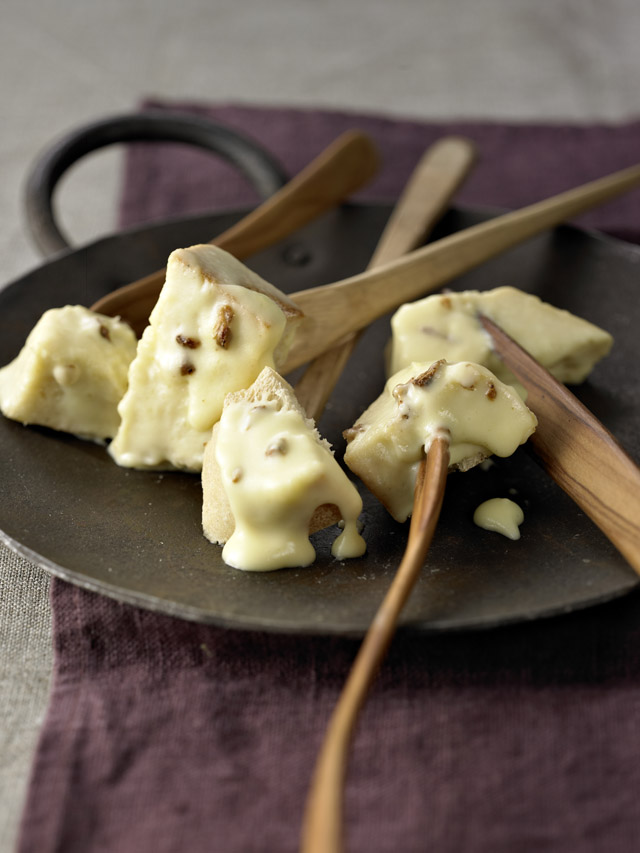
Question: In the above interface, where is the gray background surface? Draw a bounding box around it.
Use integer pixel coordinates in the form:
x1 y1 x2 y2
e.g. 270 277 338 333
2 1 640 849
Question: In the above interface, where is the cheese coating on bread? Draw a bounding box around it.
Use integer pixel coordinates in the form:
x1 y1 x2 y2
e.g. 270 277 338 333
0 305 137 440
109 245 303 471
202 367 365 571
344 360 537 522
389 287 613 385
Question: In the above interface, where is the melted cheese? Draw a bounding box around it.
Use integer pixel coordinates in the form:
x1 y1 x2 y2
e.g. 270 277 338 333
389 287 613 386
0 305 137 440
473 497 524 540
208 371 366 571
109 245 303 471
344 360 537 522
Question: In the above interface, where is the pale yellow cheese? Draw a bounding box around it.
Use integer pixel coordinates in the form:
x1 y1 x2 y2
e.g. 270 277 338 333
473 497 524 540
109 245 304 471
389 287 613 386
0 305 137 440
344 360 537 522
203 367 365 571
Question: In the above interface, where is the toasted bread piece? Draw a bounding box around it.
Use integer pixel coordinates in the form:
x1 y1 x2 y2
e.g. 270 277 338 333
109 245 304 471
389 286 613 385
0 305 137 440
344 359 537 523
202 367 365 571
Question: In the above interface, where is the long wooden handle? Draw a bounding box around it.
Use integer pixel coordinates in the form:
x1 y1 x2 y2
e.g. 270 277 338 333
90 130 380 333
214 130 380 258
367 136 477 268
480 315 640 574
295 137 477 419
300 437 450 853
284 162 640 373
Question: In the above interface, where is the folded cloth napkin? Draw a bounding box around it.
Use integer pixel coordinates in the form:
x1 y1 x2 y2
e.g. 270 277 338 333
18 102 640 853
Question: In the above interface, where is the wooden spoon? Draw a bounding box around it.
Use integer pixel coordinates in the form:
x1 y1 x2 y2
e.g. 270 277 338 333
282 162 640 373
480 315 640 574
295 136 477 419
299 143 475 848
91 130 381 334
300 436 450 853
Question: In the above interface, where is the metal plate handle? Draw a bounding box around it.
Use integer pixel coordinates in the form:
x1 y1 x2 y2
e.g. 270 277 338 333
24 111 288 257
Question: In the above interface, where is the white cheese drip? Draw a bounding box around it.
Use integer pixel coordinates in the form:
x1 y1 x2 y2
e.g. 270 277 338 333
215 398 365 571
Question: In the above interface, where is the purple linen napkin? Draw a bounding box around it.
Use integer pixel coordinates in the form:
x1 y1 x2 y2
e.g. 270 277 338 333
18 102 640 853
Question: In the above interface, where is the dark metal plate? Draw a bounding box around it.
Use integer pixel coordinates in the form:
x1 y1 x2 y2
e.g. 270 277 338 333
1 204 638 634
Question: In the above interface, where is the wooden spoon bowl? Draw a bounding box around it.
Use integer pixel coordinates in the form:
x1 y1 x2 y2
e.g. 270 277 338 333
283 162 640 372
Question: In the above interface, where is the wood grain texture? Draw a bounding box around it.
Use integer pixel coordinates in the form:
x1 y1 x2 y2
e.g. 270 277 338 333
480 314 640 574
284 162 640 373
295 136 477 420
300 437 450 853
90 130 380 334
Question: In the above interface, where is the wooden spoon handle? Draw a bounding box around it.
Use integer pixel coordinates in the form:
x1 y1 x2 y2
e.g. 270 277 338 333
368 136 477 268
480 315 640 574
90 130 380 332
214 130 380 258
295 137 477 419
300 437 450 853
285 162 640 373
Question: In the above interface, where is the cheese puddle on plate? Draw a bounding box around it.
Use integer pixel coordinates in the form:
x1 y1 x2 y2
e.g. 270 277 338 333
473 497 524 540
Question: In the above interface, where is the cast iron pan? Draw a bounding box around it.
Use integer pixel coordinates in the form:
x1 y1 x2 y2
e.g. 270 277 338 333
1 114 638 634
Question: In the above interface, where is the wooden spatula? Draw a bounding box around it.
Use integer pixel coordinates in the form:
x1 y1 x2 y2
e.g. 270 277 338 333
480 314 640 574
283 162 640 373
91 130 381 334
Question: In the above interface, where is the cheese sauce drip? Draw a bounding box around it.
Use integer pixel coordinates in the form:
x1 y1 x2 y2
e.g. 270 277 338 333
215 398 366 571
473 498 524 540
344 360 537 523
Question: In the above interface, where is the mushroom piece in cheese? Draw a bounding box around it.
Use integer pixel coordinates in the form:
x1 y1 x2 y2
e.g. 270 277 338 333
389 287 613 387
343 359 537 523
109 245 304 471
0 305 137 441
202 367 366 571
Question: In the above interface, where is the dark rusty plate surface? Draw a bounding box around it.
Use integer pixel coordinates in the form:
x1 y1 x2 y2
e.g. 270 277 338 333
0 204 638 635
